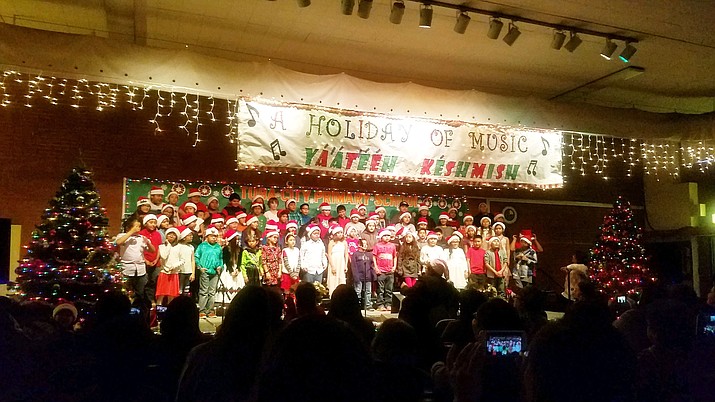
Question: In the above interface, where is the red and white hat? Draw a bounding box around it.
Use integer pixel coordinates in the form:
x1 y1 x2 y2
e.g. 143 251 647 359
367 212 379 221
236 211 247 220
285 198 297 208
493 213 505 222
136 196 150 207
480 216 492 225
448 234 462 244
350 208 360 219
245 215 258 226
417 217 429 226
161 204 174 213
329 225 344 235
188 188 201 198
357 203 367 212
194 217 204 227
378 228 392 238
418 203 429 212
205 225 219 236
426 231 439 240
375 206 386 213
463 214 474 223
520 235 532 246
224 229 239 242
265 220 279 232
252 195 265 203
167 190 179 198
399 211 412 221
319 202 331 211
448 207 458 214
225 216 238 226
184 202 197 211
466 225 477 232
394 227 405 238
156 214 169 226
207 196 218 206
251 201 264 210
264 230 280 239
142 214 158 225
211 213 224 224
307 224 321 234
278 209 289 217
181 213 197 226
453 231 464 239
438 212 449 221
286 220 299 230
386 225 396 233
178 226 193 240
165 227 180 239
149 186 164 196
492 222 506 231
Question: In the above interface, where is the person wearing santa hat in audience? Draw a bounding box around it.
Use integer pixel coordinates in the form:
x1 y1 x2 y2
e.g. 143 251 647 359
300 224 327 284
420 231 443 274
442 233 468 290
436 212 454 240
175 226 196 297
206 196 220 216
241 214 262 248
327 225 349 296
417 203 436 229
148 186 165 214
179 188 207 217
345 208 366 237
195 225 223 317
222 193 245 217
316 202 333 241
139 213 163 310
373 228 397 311
251 197 267 232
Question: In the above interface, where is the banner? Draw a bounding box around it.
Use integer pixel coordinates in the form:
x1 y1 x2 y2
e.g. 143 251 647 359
123 178 472 223
237 99 563 188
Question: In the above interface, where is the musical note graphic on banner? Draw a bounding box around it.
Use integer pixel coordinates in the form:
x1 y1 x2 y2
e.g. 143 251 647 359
270 139 286 160
246 103 259 127
527 160 538 176
541 137 549 156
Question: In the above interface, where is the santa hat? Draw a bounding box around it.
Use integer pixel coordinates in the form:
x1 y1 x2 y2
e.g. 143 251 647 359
252 195 265 203
225 216 238 226
207 196 218 206
490 236 502 245
448 207 458 214
426 231 439 240
378 228 392 238
286 220 299 230
149 186 164 196
375 206 386 213
307 224 321 234
196 203 208 213
394 227 405 238
448 234 462 244
211 213 224 224
452 231 464 239
367 212 379 221
251 201 264 210
350 208 360 219
165 227 180 239
142 214 158 225
385 225 396 233
194 217 204 227
493 213 505 222
492 222 506 231
417 217 429 226
265 220 279 232
178 226 193 240
278 209 289 216
418 203 429 212
319 202 331 211
520 236 532 246
181 214 197 226
480 216 492 225
438 212 449 221
167 190 179 198
466 225 477 232
184 202 197 211
400 211 412 221
245 215 258 226
52 303 78 321
204 225 219 236
264 230 280 239
330 225 344 235
224 229 239 242
357 203 367 212
136 196 150 207
188 188 201 198
155 214 169 226
161 204 174 213
463 214 474 223
285 198 297 208
236 211 247 220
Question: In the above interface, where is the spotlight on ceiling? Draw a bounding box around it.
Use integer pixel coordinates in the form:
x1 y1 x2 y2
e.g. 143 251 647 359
419 4 433 28
296 0 311 7
619 42 637 62
551 30 566 50
600 39 618 60
563 32 582 52
341 0 355 15
454 12 471 34
357 0 372 19
389 1 405 24
487 18 503 39
502 22 521 46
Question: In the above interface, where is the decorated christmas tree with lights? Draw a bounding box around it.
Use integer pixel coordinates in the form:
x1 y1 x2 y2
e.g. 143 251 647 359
15 167 120 313
589 196 654 300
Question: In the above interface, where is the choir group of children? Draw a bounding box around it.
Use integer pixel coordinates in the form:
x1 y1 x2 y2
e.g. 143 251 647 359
116 186 542 316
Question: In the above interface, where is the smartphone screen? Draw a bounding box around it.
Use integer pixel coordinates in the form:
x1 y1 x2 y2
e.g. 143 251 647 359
617 295 626 304
129 307 141 315
699 314 715 337
486 331 525 356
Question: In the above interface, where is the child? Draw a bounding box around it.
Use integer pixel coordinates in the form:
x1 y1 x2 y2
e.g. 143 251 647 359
176 226 196 296
285 198 302 223
264 197 280 222
398 231 421 288
241 215 262 248
346 226 360 257
206 196 220 215
166 191 180 210
417 203 436 229
478 216 493 250
373 228 397 311
336 205 350 228
485 237 509 296
116 216 155 303
157 227 182 306
395 211 416 234
281 220 300 248
447 208 461 229
360 220 379 253
240 236 262 287
443 234 468 290
327 225 348 296
259 230 282 293
179 188 207 217
416 228 428 250
356 203 368 223
251 200 267 232
420 231 444 274
277 209 289 236
162 203 180 227
132 197 151 222
344 208 366 237
492 222 510 263
436 212 454 240
300 225 327 284
350 239 377 310
463 225 478 253
316 202 333 240
139 214 163 306
375 206 388 229
299 203 313 225
156 214 170 242
466 235 487 290
210 214 226 246
512 235 538 289
220 229 244 303
195 226 223 317
462 214 475 232
281 233 301 297
221 193 245 217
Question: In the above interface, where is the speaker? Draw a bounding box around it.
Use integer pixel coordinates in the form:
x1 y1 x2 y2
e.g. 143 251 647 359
0 218 10 283
391 292 406 314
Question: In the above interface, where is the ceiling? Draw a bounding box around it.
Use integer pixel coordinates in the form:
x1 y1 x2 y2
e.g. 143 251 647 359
1 0 715 114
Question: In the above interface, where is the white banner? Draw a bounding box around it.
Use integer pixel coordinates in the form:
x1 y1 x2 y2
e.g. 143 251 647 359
237 99 563 188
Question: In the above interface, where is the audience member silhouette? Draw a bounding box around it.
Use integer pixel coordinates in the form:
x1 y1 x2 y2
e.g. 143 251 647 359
327 284 376 347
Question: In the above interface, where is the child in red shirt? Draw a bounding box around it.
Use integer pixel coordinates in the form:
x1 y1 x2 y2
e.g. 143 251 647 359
372 229 397 311
466 235 487 290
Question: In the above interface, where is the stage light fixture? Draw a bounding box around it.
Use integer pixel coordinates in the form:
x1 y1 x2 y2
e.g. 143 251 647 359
600 39 618 60
357 0 372 19
419 4 433 28
551 30 566 50
341 0 355 15
563 32 582 52
619 42 637 62
454 12 471 34
389 1 405 24
296 0 311 7
487 18 503 39
502 22 521 46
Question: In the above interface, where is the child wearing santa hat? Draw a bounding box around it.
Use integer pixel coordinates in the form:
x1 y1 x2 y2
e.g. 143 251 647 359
373 228 397 311
176 226 196 296
420 231 443 275
316 202 333 241
260 230 282 292
344 208 366 237
195 225 223 317
179 188 207 217
139 214 163 307
512 234 538 289
148 186 165 214
217 229 244 304
327 225 348 296
443 233 468 290
300 224 327 284
157 227 182 306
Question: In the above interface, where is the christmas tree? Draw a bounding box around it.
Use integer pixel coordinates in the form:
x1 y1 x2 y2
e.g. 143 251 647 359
15 167 120 314
589 196 654 300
